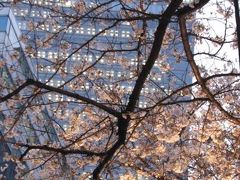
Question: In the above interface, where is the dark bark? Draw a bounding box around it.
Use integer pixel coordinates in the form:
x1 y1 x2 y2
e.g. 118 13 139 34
179 15 240 125
0 79 121 118
233 0 240 68
126 0 183 112
92 1 184 179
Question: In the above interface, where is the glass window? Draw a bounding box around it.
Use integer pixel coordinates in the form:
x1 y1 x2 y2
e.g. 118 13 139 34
0 16 9 32
122 30 125 37
80 27 84 34
0 32 6 42
9 25 19 48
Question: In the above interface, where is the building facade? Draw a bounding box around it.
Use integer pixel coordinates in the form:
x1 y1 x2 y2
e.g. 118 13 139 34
0 7 60 179
2 0 192 129
1 0 193 178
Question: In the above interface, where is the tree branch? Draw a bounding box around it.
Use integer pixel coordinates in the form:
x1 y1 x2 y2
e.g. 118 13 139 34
176 0 210 16
126 0 183 112
179 15 240 125
233 0 240 68
0 80 32 103
92 1 184 179
16 143 106 161
0 79 121 118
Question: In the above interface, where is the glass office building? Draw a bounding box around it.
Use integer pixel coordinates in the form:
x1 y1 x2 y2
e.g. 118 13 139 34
0 7 60 178
1 1 192 178
2 1 191 127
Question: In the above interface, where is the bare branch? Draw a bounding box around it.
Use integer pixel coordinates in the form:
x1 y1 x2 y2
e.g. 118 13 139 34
126 0 183 112
179 15 240 125
0 79 121 118
17 143 106 159
92 1 184 179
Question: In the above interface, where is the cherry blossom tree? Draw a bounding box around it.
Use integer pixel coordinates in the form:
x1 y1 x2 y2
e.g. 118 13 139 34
0 0 240 179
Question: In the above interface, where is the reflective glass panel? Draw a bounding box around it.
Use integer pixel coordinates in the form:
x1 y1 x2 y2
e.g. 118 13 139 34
0 16 9 31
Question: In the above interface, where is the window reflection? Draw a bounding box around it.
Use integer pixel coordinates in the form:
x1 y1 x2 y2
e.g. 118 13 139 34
0 16 9 31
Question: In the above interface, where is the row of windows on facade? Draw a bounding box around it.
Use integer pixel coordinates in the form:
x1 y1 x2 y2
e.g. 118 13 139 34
41 79 163 94
13 8 131 26
50 94 150 109
17 21 131 37
36 51 165 69
10 0 104 8
38 65 162 80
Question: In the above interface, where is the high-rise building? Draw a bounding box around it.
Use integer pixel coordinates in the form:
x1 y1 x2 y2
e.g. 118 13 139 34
1 1 193 178
2 0 191 129
0 7 60 179
1 1 239 179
